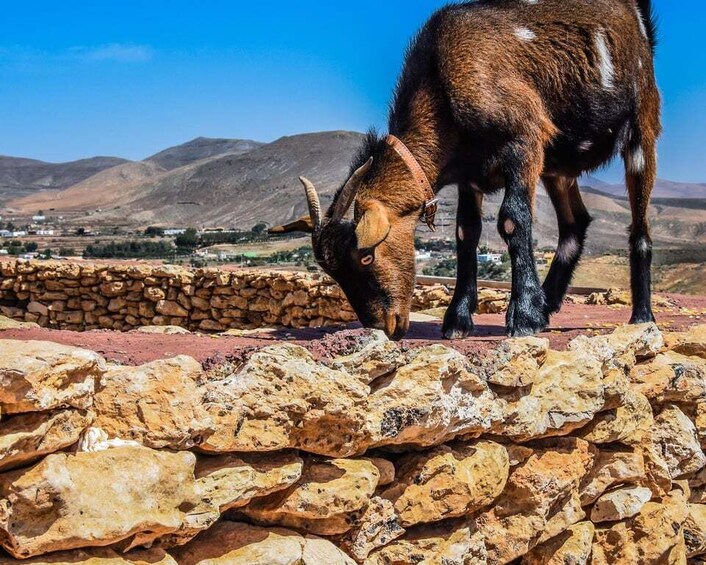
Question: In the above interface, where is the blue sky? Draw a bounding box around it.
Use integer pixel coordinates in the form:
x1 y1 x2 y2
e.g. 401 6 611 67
1 1 704 182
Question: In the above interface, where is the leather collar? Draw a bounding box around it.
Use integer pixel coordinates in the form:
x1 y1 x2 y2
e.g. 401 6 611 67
385 134 439 231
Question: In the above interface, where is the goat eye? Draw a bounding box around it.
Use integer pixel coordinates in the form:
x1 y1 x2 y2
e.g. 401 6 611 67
360 254 374 266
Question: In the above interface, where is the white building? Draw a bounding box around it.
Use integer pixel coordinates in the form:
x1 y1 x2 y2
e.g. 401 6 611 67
35 229 55 236
0 230 10 238
163 229 187 236
32 215 46 222
478 253 503 265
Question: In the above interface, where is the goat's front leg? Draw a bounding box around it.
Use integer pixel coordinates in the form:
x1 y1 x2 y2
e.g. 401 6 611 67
443 184 483 340
498 142 547 336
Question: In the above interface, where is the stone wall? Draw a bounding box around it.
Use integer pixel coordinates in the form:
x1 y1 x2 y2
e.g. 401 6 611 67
0 261 512 332
1 323 706 563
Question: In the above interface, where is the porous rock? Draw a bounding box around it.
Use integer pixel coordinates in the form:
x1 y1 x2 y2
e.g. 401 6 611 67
92 356 212 449
0 340 105 414
240 457 380 536
0 409 94 471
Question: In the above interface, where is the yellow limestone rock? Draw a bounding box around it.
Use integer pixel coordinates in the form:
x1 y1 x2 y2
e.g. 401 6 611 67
241 457 380 536
630 351 706 403
496 350 605 441
383 441 509 527
590 486 653 523
538 491 586 544
592 490 689 564
339 496 405 561
364 521 488 565
0 409 94 472
199 344 370 457
195 452 303 512
474 438 594 564
92 356 212 449
0 446 208 558
0 548 177 565
0 316 39 330
366 345 502 450
170 521 355 565
477 337 549 387
568 323 663 366
579 448 646 505
652 404 706 479
325 330 409 384
664 324 706 359
522 521 594 565
0 340 105 414
684 503 706 558
578 389 653 445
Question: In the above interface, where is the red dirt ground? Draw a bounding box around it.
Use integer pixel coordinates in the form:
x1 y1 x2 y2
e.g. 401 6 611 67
2 293 705 366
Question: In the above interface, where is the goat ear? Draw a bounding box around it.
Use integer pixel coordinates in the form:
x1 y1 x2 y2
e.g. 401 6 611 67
355 200 391 250
268 216 315 234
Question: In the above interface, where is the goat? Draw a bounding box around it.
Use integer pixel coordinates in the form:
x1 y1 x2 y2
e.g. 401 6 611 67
271 0 660 340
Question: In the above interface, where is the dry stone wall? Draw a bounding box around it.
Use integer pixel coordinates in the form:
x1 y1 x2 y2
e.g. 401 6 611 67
0 261 512 332
1 322 706 563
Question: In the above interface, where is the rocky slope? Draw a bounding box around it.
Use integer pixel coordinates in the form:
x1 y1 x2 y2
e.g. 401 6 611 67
146 137 264 171
0 322 705 563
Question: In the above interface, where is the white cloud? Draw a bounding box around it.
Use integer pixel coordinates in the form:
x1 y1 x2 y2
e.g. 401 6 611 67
0 43 154 65
67 43 154 63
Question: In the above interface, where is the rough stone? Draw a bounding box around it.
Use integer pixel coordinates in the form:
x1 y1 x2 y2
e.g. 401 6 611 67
591 486 653 523
0 316 39 330
592 490 689 564
475 438 594 564
0 446 210 559
200 344 370 457
630 351 706 403
496 349 605 442
366 345 502 450
325 330 407 384
479 337 549 387
0 409 94 472
652 404 706 479
339 496 405 561
383 441 509 527
0 340 104 414
579 449 646 505
240 457 380 536
522 521 594 565
0 547 178 565
364 521 487 565
664 324 706 359
93 356 212 449
195 452 303 512
578 389 653 445
171 521 355 565
684 503 706 558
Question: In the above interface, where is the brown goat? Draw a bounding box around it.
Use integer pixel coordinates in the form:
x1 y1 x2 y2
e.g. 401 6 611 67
272 0 660 340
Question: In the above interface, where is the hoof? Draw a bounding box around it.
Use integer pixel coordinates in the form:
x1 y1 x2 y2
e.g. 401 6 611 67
506 292 548 337
442 304 475 340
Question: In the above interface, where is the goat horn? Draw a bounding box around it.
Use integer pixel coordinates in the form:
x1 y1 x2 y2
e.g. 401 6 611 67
299 176 322 230
332 157 373 222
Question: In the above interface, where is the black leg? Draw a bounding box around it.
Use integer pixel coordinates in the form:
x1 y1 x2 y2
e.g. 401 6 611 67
542 176 592 315
498 142 547 337
443 185 483 340
624 129 657 324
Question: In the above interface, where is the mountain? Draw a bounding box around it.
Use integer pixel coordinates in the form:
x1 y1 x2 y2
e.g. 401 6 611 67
0 155 129 193
11 131 364 228
579 177 706 200
146 137 264 171
13 161 168 212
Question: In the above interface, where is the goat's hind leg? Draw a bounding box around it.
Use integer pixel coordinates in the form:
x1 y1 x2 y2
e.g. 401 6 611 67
542 176 592 315
499 141 548 337
624 124 658 324
443 184 483 340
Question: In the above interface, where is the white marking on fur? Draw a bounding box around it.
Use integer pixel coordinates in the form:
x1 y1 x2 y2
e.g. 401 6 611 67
458 226 465 242
636 237 651 257
628 146 646 174
595 31 615 90
638 58 643 70
556 237 580 263
635 6 649 39
522 0 539 4
579 140 593 152
514 27 536 41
